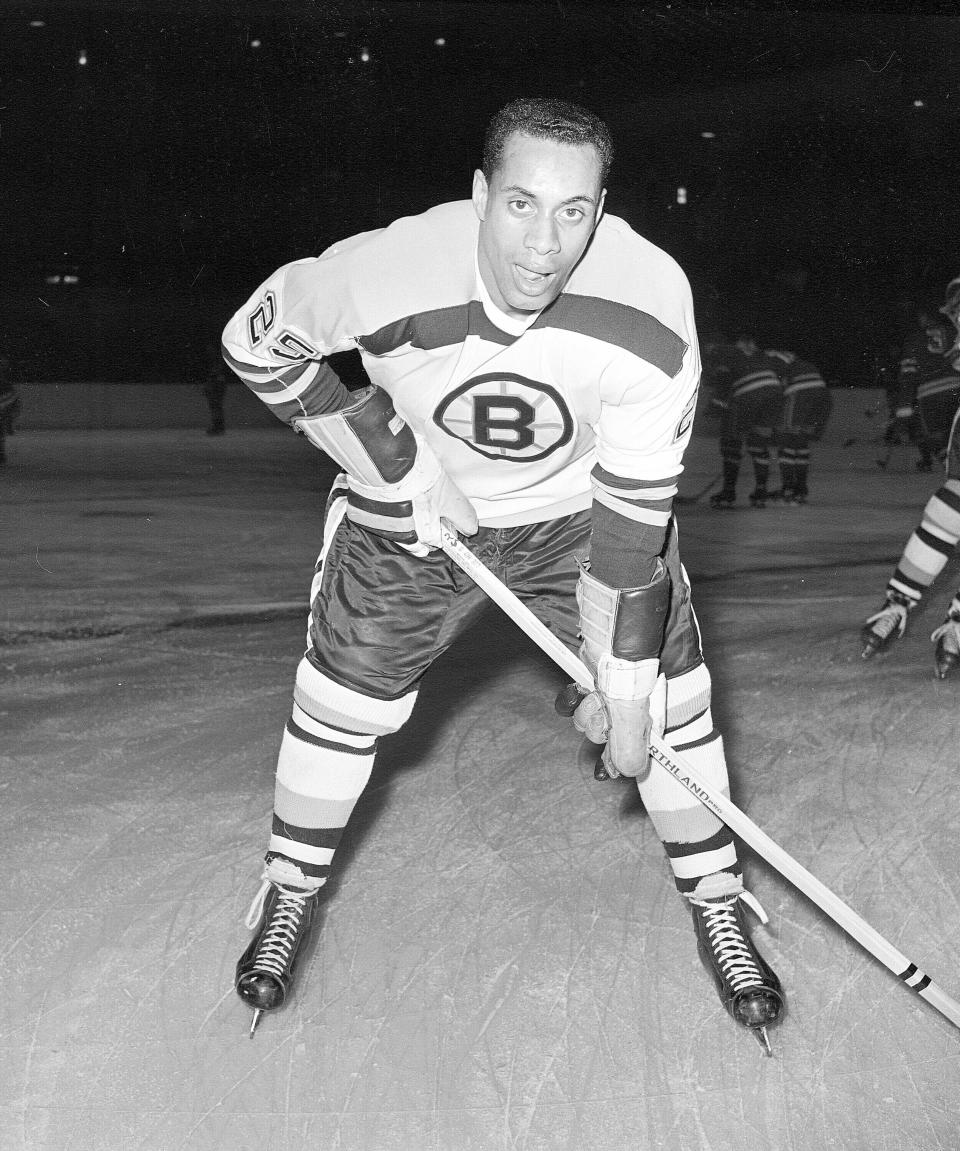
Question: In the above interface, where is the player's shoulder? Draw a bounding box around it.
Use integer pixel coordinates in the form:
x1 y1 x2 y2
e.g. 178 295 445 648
570 213 693 317
591 214 690 285
319 200 476 264
281 201 478 320
595 212 685 264
557 215 695 377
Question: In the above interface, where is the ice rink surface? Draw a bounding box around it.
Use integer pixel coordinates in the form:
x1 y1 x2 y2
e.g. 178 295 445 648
2 425 959 1151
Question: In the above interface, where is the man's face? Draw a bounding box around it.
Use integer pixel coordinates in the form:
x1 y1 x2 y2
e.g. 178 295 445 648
472 132 605 318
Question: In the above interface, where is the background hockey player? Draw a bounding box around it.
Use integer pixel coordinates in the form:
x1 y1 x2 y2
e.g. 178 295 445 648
220 97 785 1048
199 339 229 436
765 349 832 504
861 277 960 676
703 334 784 508
0 354 22 467
889 298 960 472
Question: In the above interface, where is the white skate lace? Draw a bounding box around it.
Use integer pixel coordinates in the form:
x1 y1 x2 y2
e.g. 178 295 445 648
865 600 909 641
243 879 316 979
691 891 769 993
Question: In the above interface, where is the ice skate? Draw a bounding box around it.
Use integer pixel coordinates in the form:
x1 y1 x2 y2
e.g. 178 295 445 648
769 486 805 505
235 857 322 1036
690 890 784 1054
748 487 768 509
709 489 736 509
860 592 913 660
930 610 960 679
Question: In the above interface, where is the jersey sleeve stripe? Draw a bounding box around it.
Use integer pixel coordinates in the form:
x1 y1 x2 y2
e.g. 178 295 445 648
225 349 353 422
592 486 673 525
222 346 317 391
783 378 826 395
221 346 277 378
593 464 682 491
593 477 678 502
732 373 781 396
240 362 319 404
917 377 960 399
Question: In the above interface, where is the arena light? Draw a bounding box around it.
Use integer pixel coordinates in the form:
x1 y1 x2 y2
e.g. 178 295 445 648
676 186 687 204
78 48 88 65
700 131 716 139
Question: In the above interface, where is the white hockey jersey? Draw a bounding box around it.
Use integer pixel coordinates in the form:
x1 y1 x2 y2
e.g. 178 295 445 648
222 200 700 528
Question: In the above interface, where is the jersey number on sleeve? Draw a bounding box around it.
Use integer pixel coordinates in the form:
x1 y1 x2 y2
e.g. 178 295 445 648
674 387 698 442
247 292 277 346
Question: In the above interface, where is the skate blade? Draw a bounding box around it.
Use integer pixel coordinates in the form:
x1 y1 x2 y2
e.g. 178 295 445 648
753 1026 773 1057
248 1008 264 1038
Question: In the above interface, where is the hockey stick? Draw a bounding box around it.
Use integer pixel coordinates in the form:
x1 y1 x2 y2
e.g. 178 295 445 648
438 523 960 1032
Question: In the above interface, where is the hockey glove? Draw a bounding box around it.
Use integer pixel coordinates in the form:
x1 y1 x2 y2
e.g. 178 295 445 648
294 386 477 556
572 560 670 780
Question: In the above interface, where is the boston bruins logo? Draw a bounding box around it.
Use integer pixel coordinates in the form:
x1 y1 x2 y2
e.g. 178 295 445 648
434 372 574 462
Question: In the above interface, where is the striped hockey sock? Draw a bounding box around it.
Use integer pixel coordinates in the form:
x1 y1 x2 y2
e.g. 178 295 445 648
747 445 771 492
267 653 417 885
636 663 741 900
888 479 960 605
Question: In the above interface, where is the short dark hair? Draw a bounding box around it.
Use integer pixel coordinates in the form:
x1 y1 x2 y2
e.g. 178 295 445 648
482 97 614 187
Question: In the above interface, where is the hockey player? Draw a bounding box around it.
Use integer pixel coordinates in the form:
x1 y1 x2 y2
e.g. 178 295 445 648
0 355 22 467
861 278 960 676
890 299 960 473
221 98 784 1048
703 335 784 508
765 350 832 504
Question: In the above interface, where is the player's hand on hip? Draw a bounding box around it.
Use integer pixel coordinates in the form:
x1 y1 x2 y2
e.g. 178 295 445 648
293 385 477 557
347 437 478 557
404 455 478 556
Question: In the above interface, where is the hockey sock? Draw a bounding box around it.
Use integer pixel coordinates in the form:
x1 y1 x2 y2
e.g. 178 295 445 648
268 653 417 884
636 663 741 901
778 454 797 492
888 479 960 604
719 439 741 493
747 443 771 492
793 446 810 492
777 432 800 491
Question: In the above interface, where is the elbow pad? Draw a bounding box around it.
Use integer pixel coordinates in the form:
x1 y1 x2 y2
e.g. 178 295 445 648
294 385 477 553
293 385 417 484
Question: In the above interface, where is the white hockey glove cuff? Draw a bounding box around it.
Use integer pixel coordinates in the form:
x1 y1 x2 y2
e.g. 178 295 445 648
294 386 477 556
572 560 670 779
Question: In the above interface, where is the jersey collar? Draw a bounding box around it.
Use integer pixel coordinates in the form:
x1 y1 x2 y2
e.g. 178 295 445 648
474 253 544 339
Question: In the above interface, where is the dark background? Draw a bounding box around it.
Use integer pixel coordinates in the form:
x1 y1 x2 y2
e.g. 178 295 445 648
2 0 958 386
